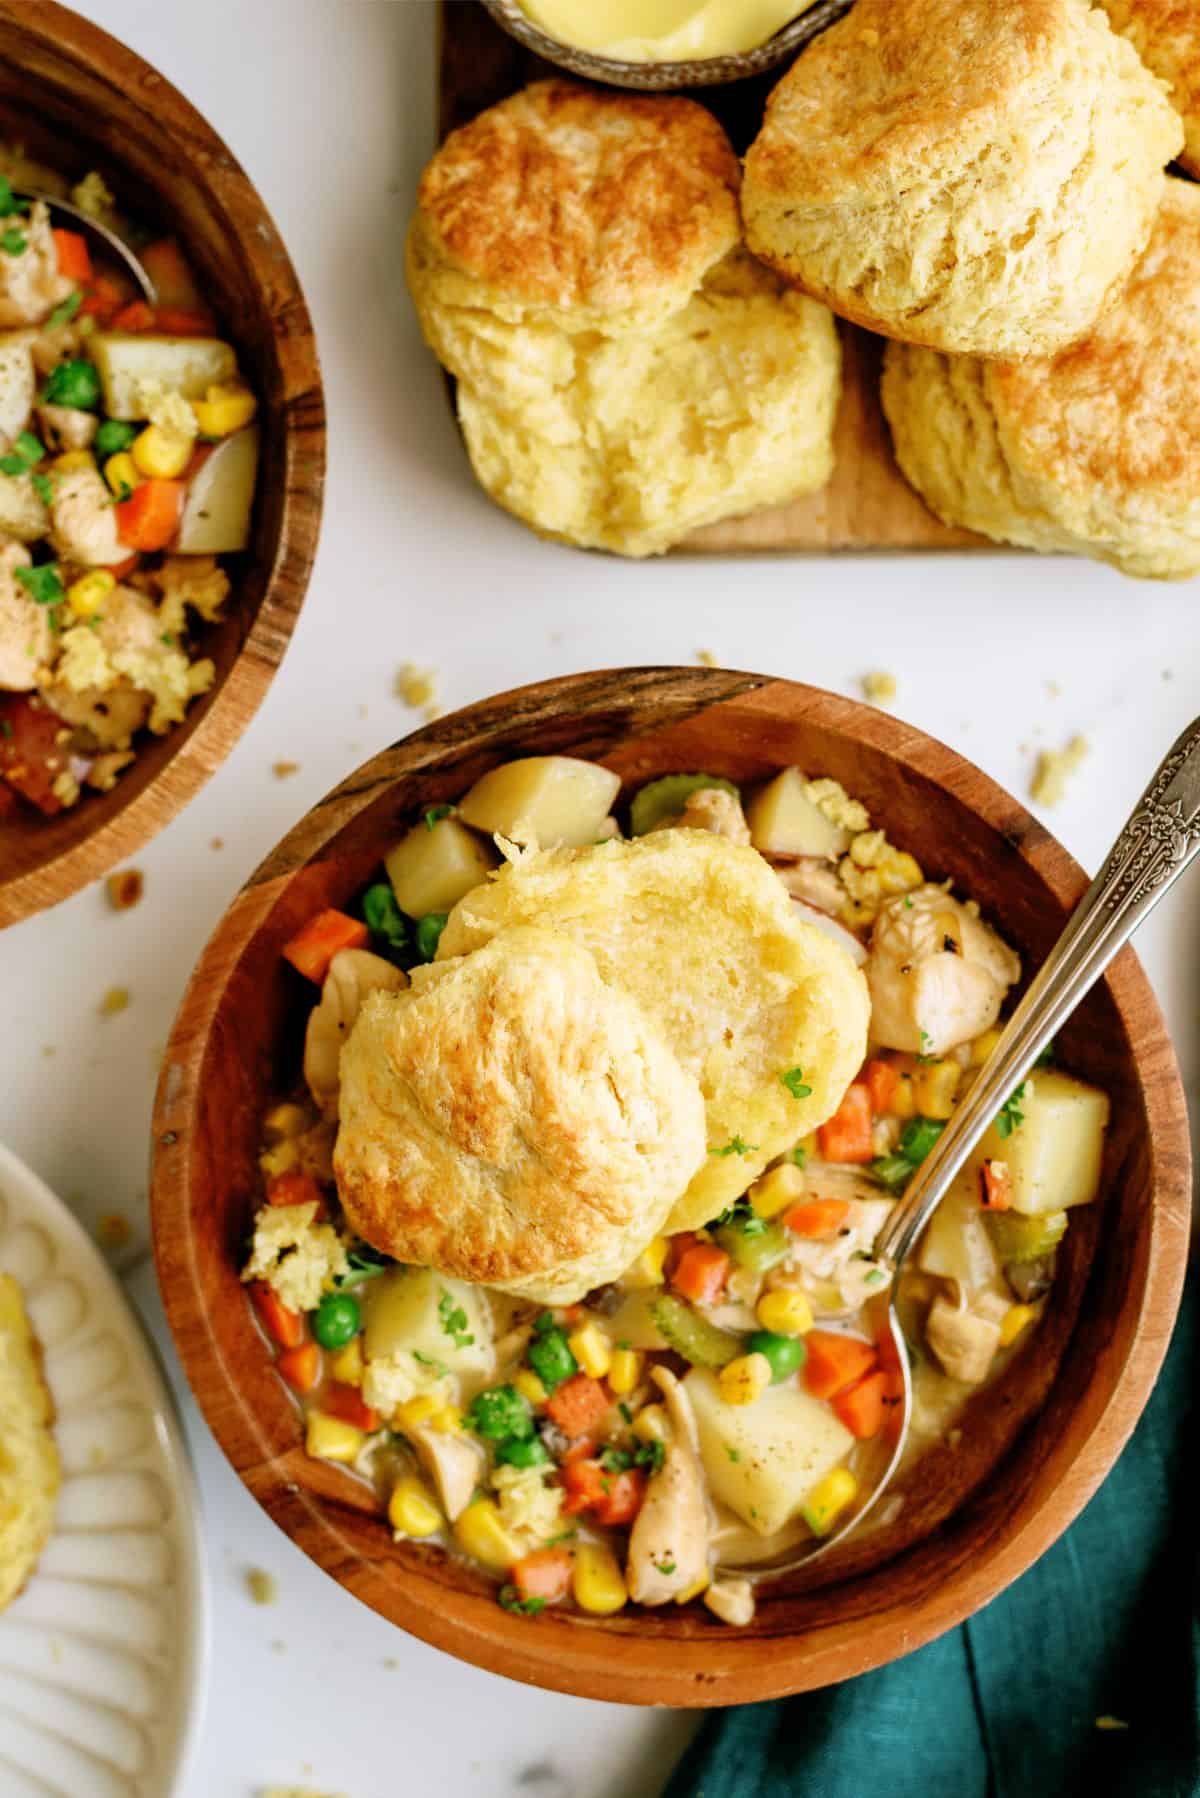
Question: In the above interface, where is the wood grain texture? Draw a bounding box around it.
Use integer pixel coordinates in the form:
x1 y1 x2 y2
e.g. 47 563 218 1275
0 0 325 927
435 1 983 558
150 668 1191 1706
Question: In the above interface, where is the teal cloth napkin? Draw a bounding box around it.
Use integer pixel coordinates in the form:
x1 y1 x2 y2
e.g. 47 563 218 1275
670 1280 1198 1798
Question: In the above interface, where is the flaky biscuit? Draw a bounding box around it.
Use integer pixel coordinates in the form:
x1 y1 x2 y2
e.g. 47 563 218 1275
742 0 1182 359
1102 0 1200 175
414 78 740 336
0 1275 60 1614
881 178 1200 579
440 832 870 1232
334 927 706 1305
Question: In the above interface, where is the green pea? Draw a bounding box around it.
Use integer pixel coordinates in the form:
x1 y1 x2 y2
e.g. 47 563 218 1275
527 1327 577 1392
42 358 101 411
468 1384 533 1442
312 1291 360 1349
495 1435 551 1469
415 911 448 963
94 418 139 460
748 1330 807 1383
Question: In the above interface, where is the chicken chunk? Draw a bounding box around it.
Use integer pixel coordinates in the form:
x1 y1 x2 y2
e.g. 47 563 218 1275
774 855 845 915
48 462 124 567
866 884 1020 1057
0 467 49 542
0 540 51 690
408 1424 486 1523
770 1172 894 1313
0 201 73 329
304 948 407 1117
37 402 97 452
925 1290 1010 1385
626 1368 710 1605
0 329 36 448
675 785 751 844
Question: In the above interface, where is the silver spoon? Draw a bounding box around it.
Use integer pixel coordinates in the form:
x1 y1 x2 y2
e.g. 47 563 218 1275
15 189 157 303
735 713 1200 1582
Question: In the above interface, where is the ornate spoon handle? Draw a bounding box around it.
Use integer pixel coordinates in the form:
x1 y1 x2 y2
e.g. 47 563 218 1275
874 716 1200 1272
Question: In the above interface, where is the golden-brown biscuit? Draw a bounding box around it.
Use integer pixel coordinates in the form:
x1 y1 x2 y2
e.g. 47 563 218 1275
742 0 1182 359
334 927 706 1304
1101 0 1200 174
439 832 871 1232
413 78 741 336
0 1274 60 1613
881 178 1200 579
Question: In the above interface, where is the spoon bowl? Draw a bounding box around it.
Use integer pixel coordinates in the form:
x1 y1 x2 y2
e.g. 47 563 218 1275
15 187 156 301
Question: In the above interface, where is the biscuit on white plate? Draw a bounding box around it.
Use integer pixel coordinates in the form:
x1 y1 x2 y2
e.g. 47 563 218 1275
1101 0 1200 175
334 927 706 1305
0 1274 60 1613
439 831 870 1232
881 178 1200 580
742 0 1182 359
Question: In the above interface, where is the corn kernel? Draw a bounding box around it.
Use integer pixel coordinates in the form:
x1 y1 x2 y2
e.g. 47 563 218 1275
66 568 115 619
891 1073 917 1120
430 1404 463 1434
330 1338 364 1387
913 1059 961 1120
258 1139 300 1179
53 448 95 473
104 450 140 496
718 1352 772 1407
999 1304 1037 1349
756 1290 814 1337
453 1498 520 1572
571 1541 627 1615
801 1468 859 1537
397 1394 441 1432
877 849 923 895
568 1322 612 1381
132 422 193 480
633 1404 668 1443
623 1235 668 1288
749 1163 806 1219
513 1368 547 1407
970 1027 1003 1067
839 896 879 931
389 1475 443 1539
305 1412 364 1464
263 1101 310 1144
674 1572 711 1605
192 382 258 437
607 1347 642 1397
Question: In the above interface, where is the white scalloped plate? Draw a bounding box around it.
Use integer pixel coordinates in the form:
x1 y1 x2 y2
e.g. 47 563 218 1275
0 1142 208 1798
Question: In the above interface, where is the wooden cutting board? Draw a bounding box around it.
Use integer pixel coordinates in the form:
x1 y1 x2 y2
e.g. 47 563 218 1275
436 2 983 554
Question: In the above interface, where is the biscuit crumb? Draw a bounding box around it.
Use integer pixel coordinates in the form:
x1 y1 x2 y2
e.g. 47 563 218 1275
99 987 130 1016
41 1044 56 1058
106 869 144 911
1095 1717 1129 1732
272 761 300 780
260 1789 348 1798
210 837 224 851
1030 735 1089 807
395 662 438 711
860 671 897 705
696 648 719 667
96 1212 131 1250
245 1566 278 1606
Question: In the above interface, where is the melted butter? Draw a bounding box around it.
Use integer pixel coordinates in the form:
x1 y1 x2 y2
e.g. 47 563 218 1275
519 0 817 61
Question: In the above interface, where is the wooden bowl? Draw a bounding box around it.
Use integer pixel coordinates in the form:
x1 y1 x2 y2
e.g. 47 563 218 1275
150 668 1190 1705
0 1 325 926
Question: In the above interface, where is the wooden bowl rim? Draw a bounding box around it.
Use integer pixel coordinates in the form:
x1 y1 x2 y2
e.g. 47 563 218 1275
151 667 1191 1705
0 0 325 927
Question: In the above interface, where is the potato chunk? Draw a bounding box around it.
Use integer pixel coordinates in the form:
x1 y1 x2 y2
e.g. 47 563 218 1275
363 1267 493 1377
175 424 258 553
977 1070 1110 1216
747 767 851 859
0 330 36 448
919 1164 1002 1295
91 333 237 420
384 814 497 918
685 1367 853 1537
457 755 620 848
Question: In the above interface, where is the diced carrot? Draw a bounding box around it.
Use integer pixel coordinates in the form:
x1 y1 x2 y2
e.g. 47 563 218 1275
276 1341 321 1394
544 1373 612 1439
250 1280 305 1349
803 1330 878 1401
0 692 70 816
112 299 157 333
512 1547 573 1604
832 1369 888 1439
80 271 131 323
52 227 92 283
782 1198 851 1239
281 908 370 983
864 1058 899 1113
115 478 184 551
324 1383 379 1432
141 237 204 312
664 1231 699 1278
266 1169 325 1211
560 1458 607 1516
979 1159 1013 1211
153 305 214 335
670 1242 730 1306
593 1468 646 1528
107 552 141 581
817 1083 875 1164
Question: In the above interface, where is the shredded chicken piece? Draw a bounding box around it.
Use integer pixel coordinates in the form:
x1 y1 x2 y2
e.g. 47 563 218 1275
303 949 406 1116
0 539 50 689
674 785 751 844
866 884 1020 1057
408 1424 485 1522
36 402 97 452
0 200 73 328
704 1577 755 1627
48 462 123 566
773 856 845 915
925 1291 1009 1384
625 1367 710 1605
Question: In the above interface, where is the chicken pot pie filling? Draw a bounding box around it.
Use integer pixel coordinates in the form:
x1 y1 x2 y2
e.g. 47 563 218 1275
0 151 259 818
241 757 1109 1626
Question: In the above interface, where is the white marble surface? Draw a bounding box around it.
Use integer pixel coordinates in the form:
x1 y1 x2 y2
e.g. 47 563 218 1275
0 3 1196 1793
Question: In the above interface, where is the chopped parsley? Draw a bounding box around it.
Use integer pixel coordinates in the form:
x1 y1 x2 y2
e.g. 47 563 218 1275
618 1402 633 1425
47 289 83 328
1 227 26 256
0 177 29 216
412 1350 449 1376
779 1066 813 1100
336 1243 390 1288
652 1556 677 1577
634 1437 665 1475
15 563 64 607
423 804 453 830
1034 1040 1056 1069
995 1083 1026 1139
498 1585 546 1617
0 428 45 476
917 1029 936 1065
790 1143 808 1169
724 1442 741 1463
0 719 12 738
438 1287 475 1349
710 1135 758 1159
546 1528 578 1548
863 1269 887 1286
160 632 176 648
31 472 54 505
600 1447 633 1473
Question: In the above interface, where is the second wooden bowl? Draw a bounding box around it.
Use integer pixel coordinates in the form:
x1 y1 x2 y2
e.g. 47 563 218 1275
150 668 1190 1705
0 2 324 926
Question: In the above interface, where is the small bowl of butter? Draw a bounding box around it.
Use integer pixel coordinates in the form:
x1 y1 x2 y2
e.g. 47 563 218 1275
479 0 852 89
